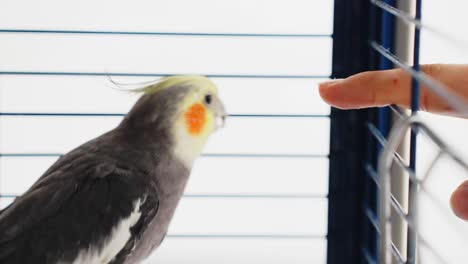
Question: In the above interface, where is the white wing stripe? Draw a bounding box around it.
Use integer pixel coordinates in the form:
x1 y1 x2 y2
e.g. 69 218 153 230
72 199 142 264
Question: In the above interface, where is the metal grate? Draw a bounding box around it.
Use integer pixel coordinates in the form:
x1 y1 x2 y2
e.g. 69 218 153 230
363 1 468 264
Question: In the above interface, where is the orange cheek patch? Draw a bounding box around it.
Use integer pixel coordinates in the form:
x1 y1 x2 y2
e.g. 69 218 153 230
184 103 207 135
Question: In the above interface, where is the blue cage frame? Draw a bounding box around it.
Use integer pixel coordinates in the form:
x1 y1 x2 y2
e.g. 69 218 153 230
328 1 379 263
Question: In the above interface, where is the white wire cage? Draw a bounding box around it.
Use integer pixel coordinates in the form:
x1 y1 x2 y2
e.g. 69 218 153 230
366 1 468 263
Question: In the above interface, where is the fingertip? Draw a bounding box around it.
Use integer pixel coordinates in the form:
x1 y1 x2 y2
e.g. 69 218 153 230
318 84 339 108
450 181 468 221
318 79 346 108
318 83 331 101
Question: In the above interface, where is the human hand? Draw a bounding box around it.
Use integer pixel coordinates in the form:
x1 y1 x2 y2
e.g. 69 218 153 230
318 64 468 220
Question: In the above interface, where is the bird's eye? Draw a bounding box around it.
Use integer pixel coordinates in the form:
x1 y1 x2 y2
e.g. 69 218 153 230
204 94 212 105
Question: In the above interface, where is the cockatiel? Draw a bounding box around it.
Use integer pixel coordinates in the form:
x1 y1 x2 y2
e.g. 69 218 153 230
0 76 226 264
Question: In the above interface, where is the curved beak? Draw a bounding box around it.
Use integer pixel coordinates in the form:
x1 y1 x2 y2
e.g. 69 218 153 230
213 95 227 129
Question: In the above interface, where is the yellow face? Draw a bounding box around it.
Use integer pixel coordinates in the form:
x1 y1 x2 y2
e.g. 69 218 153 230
178 78 224 139
151 75 225 168
128 75 225 168
140 76 225 138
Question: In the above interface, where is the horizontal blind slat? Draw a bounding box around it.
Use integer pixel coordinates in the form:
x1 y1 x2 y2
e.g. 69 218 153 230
0 116 330 155
0 76 330 115
0 156 328 195
150 238 326 264
0 34 332 76
0 0 333 35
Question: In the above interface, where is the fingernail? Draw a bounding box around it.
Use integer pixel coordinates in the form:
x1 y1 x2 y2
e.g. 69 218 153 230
319 79 344 88
318 79 343 97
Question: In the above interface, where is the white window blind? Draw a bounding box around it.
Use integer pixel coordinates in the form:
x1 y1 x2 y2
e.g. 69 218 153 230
0 0 333 263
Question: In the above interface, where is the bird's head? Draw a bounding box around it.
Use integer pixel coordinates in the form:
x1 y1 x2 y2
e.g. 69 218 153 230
122 75 226 168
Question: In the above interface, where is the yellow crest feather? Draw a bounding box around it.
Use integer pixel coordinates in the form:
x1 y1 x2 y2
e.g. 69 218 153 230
135 75 217 95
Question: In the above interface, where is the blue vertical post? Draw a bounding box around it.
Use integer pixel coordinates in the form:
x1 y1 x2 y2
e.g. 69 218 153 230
407 1 422 263
361 3 380 262
377 0 395 262
328 1 376 263
378 0 395 137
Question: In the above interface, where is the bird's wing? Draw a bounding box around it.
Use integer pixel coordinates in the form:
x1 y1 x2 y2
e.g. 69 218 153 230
0 163 159 264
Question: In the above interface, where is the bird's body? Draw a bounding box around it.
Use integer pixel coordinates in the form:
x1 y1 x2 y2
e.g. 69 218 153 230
0 76 226 264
